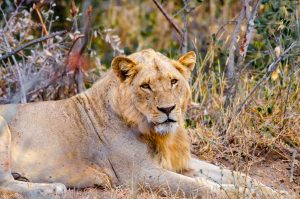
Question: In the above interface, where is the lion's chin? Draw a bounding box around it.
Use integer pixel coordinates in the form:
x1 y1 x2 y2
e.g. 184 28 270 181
154 122 179 135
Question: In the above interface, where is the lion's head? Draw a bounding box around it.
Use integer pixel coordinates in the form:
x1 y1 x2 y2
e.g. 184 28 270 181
112 49 195 135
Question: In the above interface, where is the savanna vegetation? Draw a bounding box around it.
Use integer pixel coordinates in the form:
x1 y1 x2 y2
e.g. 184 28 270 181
0 0 299 198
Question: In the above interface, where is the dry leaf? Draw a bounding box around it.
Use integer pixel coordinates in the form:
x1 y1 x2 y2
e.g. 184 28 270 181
25 35 34 40
274 46 281 57
271 68 280 81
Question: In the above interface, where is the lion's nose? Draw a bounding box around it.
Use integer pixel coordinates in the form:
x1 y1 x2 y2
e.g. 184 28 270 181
157 105 176 115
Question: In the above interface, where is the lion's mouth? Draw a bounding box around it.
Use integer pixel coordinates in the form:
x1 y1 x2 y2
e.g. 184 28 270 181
161 118 176 124
153 118 179 134
151 118 177 126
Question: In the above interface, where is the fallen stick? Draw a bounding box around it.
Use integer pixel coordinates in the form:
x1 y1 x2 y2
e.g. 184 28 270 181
290 150 297 182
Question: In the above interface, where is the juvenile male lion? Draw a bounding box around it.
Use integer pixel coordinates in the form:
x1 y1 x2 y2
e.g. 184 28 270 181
0 49 288 198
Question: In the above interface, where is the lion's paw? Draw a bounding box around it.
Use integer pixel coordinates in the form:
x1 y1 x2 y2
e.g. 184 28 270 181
26 183 67 199
51 183 67 195
243 185 295 199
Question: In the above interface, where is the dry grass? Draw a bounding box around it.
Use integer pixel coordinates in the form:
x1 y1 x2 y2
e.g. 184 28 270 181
0 1 299 199
1 79 299 197
186 48 300 196
57 68 300 198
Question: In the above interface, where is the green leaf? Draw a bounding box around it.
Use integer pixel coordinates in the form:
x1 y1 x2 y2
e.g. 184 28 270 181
257 107 263 112
262 0 269 4
217 39 223 46
267 106 273 115
212 33 216 42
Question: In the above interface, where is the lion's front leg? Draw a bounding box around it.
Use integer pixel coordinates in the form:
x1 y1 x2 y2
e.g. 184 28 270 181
138 166 230 198
0 116 66 198
140 167 252 198
188 158 291 198
1 181 67 199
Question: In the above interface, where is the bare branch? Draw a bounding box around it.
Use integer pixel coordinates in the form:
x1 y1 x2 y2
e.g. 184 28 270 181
238 0 261 60
280 61 296 131
33 3 49 35
1 34 27 103
181 0 189 54
26 69 66 99
244 0 251 21
224 2 245 108
290 150 297 182
214 21 238 38
0 31 67 61
224 0 262 108
67 5 93 93
70 0 79 32
295 0 300 38
3 0 25 32
236 42 299 113
227 6 245 72
152 0 184 43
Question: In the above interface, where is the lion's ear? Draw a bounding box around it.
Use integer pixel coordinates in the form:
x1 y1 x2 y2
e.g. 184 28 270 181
112 56 138 82
175 51 196 79
178 51 196 71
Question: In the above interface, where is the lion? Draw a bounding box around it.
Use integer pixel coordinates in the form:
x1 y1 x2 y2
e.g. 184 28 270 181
0 49 290 198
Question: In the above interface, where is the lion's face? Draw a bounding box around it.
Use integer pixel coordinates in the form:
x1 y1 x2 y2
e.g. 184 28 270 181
112 49 196 135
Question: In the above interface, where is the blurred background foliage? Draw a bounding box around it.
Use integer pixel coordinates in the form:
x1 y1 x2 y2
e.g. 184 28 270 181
1 0 298 75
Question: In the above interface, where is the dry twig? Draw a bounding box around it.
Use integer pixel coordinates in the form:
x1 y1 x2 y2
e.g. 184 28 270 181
33 3 49 35
152 0 184 43
290 150 297 182
238 0 261 61
3 0 25 32
224 0 262 109
0 30 67 61
66 4 93 93
280 61 296 131
236 42 299 114
181 0 189 54
224 1 245 108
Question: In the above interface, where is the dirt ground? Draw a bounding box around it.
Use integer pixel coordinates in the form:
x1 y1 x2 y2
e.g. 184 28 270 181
1 152 298 199
249 154 300 194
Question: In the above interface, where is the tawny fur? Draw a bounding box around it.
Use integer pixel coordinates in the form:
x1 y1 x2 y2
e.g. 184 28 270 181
111 49 194 172
0 49 292 198
140 127 191 173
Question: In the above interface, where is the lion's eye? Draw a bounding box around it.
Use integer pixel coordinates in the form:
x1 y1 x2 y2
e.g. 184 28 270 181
171 79 178 86
140 83 151 90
